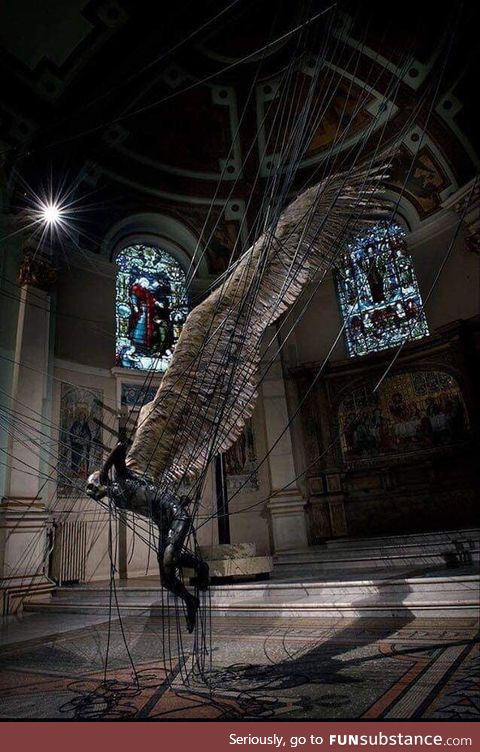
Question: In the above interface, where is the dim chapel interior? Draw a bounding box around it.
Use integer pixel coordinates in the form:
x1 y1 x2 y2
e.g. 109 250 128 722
0 0 478 721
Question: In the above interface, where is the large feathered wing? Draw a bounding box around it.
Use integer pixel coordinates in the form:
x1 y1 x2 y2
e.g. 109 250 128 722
125 165 389 484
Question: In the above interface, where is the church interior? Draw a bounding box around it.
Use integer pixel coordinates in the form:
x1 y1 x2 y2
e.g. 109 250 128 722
0 0 478 721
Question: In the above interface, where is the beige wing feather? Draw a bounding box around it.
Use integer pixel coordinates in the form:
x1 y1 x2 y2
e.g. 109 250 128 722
126 165 389 483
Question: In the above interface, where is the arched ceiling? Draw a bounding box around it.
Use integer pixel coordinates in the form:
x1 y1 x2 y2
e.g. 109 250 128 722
0 0 478 273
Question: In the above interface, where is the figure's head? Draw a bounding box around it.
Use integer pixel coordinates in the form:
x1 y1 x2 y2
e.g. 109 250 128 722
76 403 88 421
86 470 108 500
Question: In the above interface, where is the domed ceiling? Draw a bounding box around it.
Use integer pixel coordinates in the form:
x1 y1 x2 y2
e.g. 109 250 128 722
0 0 478 273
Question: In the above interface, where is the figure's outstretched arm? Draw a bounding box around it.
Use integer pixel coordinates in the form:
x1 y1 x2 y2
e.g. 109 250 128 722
99 442 129 483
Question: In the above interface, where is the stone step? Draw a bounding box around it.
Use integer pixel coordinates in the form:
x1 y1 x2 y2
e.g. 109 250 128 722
25 570 480 619
276 538 480 559
48 571 479 599
25 598 478 619
282 528 479 554
274 529 480 572
274 551 479 574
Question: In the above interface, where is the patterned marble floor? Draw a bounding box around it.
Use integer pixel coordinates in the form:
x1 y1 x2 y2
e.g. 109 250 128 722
0 611 478 720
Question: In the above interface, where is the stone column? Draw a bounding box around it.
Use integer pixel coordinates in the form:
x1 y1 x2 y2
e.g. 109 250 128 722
262 338 308 552
0 254 56 613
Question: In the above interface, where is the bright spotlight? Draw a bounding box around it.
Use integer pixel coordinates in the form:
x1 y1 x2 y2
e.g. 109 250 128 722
22 180 82 246
41 203 62 225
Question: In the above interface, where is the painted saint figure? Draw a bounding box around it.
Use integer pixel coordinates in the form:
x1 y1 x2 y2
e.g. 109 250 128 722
69 409 92 476
128 277 158 352
128 276 175 357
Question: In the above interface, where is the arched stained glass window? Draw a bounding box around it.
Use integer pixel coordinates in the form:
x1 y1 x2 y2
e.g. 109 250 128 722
115 244 189 371
335 223 429 357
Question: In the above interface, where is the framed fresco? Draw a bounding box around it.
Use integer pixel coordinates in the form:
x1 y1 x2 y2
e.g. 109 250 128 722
58 384 103 497
338 370 468 463
224 419 259 495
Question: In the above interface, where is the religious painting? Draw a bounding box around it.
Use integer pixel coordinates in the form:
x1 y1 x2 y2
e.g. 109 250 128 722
338 370 468 463
390 147 449 217
335 222 429 357
224 419 259 495
58 384 103 497
307 79 374 156
115 244 189 372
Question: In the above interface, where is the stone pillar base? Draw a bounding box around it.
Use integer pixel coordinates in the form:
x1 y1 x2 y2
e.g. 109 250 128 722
1 574 54 615
267 492 309 552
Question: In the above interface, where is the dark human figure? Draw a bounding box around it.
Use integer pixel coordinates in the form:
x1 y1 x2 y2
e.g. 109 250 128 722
151 299 174 356
426 396 440 419
86 444 209 632
116 345 137 368
448 396 466 440
371 307 386 335
70 413 92 475
389 391 409 421
395 249 414 290
361 249 385 304
404 298 418 320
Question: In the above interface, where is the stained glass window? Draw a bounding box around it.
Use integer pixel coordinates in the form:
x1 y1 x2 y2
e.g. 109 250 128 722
335 223 429 357
115 244 189 371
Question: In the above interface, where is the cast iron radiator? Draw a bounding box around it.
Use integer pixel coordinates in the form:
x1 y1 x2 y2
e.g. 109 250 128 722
50 521 88 585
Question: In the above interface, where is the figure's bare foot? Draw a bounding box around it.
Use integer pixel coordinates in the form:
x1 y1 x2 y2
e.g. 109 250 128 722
185 594 199 633
197 561 210 591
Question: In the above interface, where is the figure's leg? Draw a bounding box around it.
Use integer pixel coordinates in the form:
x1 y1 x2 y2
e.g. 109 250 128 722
160 513 200 633
71 444 80 473
174 497 209 588
157 539 196 629
177 550 209 591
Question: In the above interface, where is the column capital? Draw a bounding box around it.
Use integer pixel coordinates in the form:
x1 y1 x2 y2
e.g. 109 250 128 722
17 252 57 291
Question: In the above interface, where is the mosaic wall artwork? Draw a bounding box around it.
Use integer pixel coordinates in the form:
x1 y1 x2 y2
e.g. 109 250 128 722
338 370 468 462
58 384 103 496
224 419 259 495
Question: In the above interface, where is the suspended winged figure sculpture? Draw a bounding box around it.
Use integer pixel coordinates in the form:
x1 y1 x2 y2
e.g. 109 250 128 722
87 163 389 631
